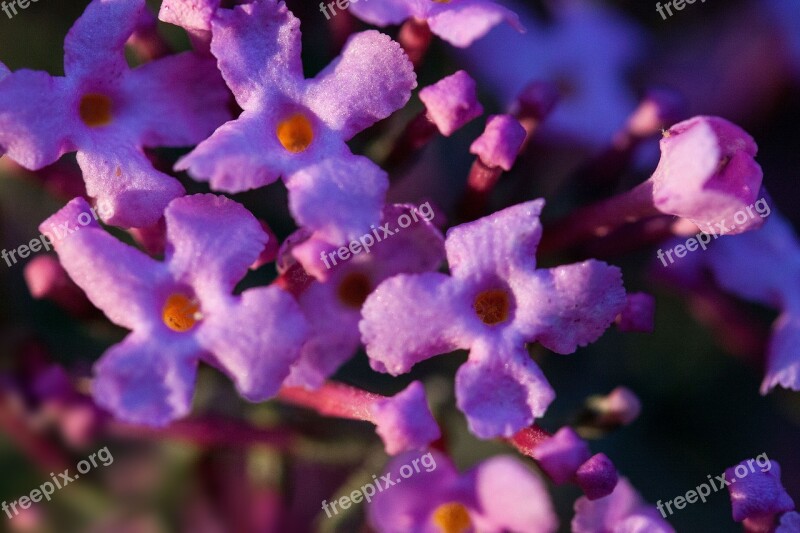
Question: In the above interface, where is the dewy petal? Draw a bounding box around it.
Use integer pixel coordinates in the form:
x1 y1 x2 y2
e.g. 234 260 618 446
77 143 185 228
197 286 309 401
63 0 144 83
0 71 73 169
427 0 524 48
456 338 555 438
164 194 267 300
445 199 544 281
470 456 558 533
419 70 484 137
306 30 416 141
348 0 414 27
371 381 441 455
726 460 795 522
92 333 198 427
761 309 800 393
210 0 303 107
285 155 388 243
651 116 763 236
121 52 231 147
360 273 475 376
175 110 282 192
512 260 626 354
39 198 170 331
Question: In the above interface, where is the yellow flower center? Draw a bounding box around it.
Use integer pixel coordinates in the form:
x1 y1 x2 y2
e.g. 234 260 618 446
79 93 113 127
276 113 314 153
337 272 372 309
162 294 201 332
473 289 510 325
432 502 471 533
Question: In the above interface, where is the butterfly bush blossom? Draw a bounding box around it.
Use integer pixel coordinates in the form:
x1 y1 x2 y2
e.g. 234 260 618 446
176 0 416 242
360 200 627 438
0 0 229 228
40 195 309 426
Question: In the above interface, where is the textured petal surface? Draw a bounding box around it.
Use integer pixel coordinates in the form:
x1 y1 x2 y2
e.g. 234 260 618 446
0 71 74 169
531 427 591 484
470 456 558 533
469 114 526 171
361 273 475 376
64 0 143 83
121 52 231 147
419 70 483 136
572 477 673 533
306 31 416 140
164 194 267 300
348 0 414 26
285 155 388 243
511 260 626 354
92 333 199 427
445 199 544 281
197 286 309 401
727 460 795 521
456 338 555 438
77 143 185 228
39 198 170 331
210 0 302 106
427 0 523 48
371 381 441 455
159 0 219 34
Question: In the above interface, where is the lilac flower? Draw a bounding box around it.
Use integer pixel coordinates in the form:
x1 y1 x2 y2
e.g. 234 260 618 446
371 382 441 455
367 450 558 533
778 512 800 532
726 459 795 523
39 195 309 426
470 114 526 171
281 204 445 389
176 0 416 242
572 477 674 533
349 0 523 48
159 0 220 48
0 0 229 228
360 200 626 438
461 0 644 147
419 70 483 137
531 427 591 484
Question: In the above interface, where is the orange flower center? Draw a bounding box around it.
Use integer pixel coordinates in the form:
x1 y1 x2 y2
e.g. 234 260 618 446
337 272 372 309
162 294 201 332
473 289 510 325
79 93 113 127
432 502 471 533
276 113 314 153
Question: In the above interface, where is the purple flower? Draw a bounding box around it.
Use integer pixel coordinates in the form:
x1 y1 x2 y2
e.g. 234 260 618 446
372 382 441 455
419 70 484 137
159 0 220 47
470 114 526 171
360 200 626 438
778 512 800 532
176 0 416 242
615 293 655 333
367 450 557 533
39 194 309 426
573 477 674 533
461 0 644 147
531 427 591 484
282 204 445 389
349 0 523 48
726 458 795 523
0 0 229 228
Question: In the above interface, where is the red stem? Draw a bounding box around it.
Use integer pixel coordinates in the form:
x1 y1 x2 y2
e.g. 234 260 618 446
277 382 381 423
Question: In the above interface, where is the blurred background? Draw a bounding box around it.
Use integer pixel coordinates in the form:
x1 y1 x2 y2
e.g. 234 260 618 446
1 0 799 531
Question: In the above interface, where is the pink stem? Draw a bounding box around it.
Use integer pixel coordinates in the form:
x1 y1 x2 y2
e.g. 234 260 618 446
277 382 381 423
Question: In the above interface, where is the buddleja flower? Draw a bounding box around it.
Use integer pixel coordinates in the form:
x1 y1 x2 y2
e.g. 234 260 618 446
283 203 445 389
40 195 309 426
176 0 416 243
349 0 523 48
572 478 674 532
360 200 626 438
0 0 229 228
367 450 558 533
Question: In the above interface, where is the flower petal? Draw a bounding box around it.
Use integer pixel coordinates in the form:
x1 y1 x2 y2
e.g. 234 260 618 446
761 310 800 394
419 70 483 137
92 333 198 426
285 155 388 243
445 199 544 281
0 71 73 169
39 197 169 331
64 0 143 83
306 30 416 140
726 460 795 521
456 339 555 438
197 286 309 401
159 0 219 37
361 272 474 376
348 0 414 27
371 381 441 455
427 0 523 48
210 0 302 107
164 194 267 300
122 52 231 147
512 260 626 354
